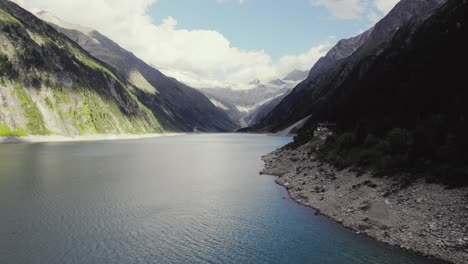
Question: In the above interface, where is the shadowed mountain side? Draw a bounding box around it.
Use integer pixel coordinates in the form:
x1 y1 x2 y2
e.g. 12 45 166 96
261 0 467 186
249 0 447 133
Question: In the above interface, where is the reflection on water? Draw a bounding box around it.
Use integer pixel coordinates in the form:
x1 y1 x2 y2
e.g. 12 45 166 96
0 134 439 264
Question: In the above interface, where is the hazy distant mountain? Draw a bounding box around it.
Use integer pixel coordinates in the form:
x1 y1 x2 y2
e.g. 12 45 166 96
243 94 288 126
283 70 309 82
200 79 296 127
199 68 311 127
268 79 286 86
36 11 235 132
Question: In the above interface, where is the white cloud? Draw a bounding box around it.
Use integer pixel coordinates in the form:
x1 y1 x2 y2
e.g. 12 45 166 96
311 0 365 19
9 0 24 5
367 10 380 24
375 0 400 14
14 0 329 89
277 44 332 76
311 0 400 24
216 0 246 4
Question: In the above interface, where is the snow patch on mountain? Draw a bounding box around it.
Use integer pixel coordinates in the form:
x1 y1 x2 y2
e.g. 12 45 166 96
200 72 302 127
210 99 229 111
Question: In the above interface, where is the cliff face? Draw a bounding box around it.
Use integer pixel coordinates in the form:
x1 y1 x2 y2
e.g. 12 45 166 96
0 0 163 136
37 12 236 132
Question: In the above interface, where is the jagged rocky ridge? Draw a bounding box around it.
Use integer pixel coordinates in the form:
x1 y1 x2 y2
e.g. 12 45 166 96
36 11 235 133
307 29 373 80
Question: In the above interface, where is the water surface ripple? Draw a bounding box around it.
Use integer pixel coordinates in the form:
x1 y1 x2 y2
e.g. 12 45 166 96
0 134 439 264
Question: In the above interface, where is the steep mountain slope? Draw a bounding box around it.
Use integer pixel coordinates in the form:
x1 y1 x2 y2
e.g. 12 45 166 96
252 0 447 132
0 0 163 136
243 94 288 127
317 0 468 184
307 29 373 80
201 78 296 127
274 0 467 185
37 11 235 132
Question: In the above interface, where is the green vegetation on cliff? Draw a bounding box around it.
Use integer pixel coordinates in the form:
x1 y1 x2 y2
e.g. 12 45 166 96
0 2 164 137
0 123 27 137
13 83 49 135
0 8 20 25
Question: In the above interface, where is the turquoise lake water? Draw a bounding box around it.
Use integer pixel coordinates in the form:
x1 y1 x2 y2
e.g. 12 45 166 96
0 134 441 263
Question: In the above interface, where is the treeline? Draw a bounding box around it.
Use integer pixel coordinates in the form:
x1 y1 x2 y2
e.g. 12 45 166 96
315 115 468 187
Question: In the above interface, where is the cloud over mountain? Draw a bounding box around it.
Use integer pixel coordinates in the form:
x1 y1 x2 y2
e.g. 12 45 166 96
15 0 398 88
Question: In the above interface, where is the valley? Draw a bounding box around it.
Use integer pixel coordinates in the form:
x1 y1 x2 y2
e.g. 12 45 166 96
0 0 467 263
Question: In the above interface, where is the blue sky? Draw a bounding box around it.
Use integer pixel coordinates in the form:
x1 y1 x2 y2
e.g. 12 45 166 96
149 0 376 61
20 0 400 88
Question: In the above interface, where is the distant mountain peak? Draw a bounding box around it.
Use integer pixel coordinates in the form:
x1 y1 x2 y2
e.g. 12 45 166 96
283 70 308 82
248 79 262 86
268 79 286 86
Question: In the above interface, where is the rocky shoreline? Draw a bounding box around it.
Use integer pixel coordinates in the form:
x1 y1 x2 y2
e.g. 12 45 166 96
260 141 468 264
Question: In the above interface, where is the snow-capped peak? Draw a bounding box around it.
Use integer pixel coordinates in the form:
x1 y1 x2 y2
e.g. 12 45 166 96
248 79 262 86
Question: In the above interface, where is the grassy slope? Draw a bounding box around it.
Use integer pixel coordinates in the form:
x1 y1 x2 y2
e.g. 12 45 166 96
0 3 163 136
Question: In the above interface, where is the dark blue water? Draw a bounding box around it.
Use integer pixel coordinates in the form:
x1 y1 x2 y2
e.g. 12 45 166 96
0 134 439 264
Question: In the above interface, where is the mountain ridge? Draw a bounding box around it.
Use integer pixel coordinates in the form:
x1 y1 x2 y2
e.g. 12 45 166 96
0 0 166 136
36 11 236 132
249 0 448 132
200 77 298 127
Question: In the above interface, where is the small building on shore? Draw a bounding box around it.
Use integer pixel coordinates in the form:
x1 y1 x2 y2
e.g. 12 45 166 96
315 122 336 137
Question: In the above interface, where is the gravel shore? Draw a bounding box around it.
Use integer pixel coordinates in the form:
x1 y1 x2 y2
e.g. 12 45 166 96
261 141 468 264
